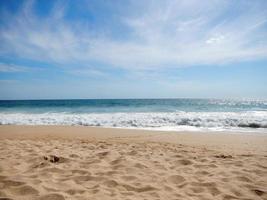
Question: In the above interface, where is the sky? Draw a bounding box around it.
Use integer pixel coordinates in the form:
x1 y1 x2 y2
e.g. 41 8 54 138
0 0 267 100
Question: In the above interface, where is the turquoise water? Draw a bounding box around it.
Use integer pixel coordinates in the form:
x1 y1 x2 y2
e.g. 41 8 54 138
0 99 267 132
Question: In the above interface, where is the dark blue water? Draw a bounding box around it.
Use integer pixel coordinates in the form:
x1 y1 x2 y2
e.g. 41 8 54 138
0 99 266 113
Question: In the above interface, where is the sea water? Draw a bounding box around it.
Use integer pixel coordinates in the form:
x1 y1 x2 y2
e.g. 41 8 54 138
0 99 266 133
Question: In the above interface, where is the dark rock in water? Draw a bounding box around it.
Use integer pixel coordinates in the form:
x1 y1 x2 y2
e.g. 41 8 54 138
44 155 60 163
238 123 261 128
249 123 261 128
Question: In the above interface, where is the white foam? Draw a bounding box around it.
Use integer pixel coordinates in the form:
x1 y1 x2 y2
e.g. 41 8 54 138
0 111 266 133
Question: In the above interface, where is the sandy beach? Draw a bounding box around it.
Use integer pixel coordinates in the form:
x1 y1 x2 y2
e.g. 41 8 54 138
0 126 266 200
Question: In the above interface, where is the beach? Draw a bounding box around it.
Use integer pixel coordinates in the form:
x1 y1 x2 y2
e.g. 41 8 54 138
0 126 266 200
1 0 267 199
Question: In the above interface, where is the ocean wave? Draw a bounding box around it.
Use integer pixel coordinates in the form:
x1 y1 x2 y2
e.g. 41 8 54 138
0 111 267 132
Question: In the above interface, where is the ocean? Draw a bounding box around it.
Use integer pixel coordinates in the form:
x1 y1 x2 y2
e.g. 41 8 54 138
0 99 267 133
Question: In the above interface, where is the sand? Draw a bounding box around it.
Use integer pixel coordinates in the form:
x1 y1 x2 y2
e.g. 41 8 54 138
0 126 266 200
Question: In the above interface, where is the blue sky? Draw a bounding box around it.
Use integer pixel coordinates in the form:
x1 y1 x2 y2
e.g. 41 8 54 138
0 0 267 99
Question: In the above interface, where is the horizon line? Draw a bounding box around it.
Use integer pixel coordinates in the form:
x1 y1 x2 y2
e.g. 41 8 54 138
0 97 266 101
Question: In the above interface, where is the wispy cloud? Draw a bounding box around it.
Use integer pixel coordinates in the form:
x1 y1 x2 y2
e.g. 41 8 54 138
68 68 107 77
0 0 266 70
0 62 36 73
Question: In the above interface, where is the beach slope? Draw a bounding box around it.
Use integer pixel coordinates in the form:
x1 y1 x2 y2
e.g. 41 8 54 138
0 126 266 200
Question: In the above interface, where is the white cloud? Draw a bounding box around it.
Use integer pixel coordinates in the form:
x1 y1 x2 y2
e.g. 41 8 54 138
0 0 266 70
206 35 225 44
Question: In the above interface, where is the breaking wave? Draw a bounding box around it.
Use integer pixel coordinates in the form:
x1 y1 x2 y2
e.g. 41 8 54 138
1 111 267 132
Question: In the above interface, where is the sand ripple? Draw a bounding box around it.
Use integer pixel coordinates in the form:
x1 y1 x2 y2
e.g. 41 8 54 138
0 139 266 200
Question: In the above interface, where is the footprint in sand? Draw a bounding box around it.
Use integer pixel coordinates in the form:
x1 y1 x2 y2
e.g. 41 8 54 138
110 157 125 165
1 180 25 188
9 185 39 196
37 193 65 200
103 180 119 187
134 163 148 169
71 169 89 175
167 175 186 184
66 189 85 195
120 175 137 182
0 191 7 197
175 159 193 166
122 184 156 193
190 186 205 193
236 176 252 183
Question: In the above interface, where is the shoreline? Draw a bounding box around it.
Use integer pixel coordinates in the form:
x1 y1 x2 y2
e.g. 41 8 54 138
1 125 267 154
